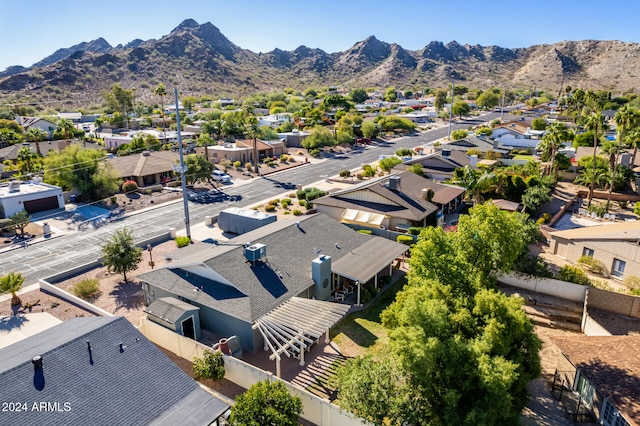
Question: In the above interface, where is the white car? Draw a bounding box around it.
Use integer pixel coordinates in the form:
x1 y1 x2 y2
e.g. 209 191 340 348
211 169 232 183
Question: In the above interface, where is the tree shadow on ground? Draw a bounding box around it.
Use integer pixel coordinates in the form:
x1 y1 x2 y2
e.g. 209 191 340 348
109 280 145 312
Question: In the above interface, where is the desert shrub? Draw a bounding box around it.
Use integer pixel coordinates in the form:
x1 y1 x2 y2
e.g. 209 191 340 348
192 350 225 380
339 169 351 178
407 227 423 236
233 160 242 169
356 173 363 180
72 278 100 300
175 235 191 248
587 203 606 218
305 188 327 201
623 275 640 291
635 203 640 216
309 149 320 157
245 162 253 170
110 196 117 205
577 255 608 276
296 189 306 199
361 287 373 303
589 279 614 291
289 157 296 163
362 164 376 177
280 154 289 162
122 180 138 192
397 235 414 246
618 200 628 209
557 265 590 285
268 199 279 205
298 199 307 207
536 213 552 225
293 209 303 216
145 189 152 195
281 198 292 207
283 211 291 215
358 229 373 235
265 204 276 212
297 150 304 155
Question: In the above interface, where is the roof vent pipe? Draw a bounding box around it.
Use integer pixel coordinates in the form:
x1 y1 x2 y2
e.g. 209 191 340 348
32 356 43 369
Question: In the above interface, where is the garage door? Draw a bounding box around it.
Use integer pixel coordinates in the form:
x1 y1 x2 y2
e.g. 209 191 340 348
23 196 59 214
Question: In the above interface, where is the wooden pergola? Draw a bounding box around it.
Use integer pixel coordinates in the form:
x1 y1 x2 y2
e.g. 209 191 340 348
252 297 350 378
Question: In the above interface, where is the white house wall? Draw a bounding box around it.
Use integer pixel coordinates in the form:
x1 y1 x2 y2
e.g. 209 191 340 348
0 186 64 217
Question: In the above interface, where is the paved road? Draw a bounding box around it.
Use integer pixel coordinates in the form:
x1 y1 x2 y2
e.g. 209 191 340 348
1 111 512 284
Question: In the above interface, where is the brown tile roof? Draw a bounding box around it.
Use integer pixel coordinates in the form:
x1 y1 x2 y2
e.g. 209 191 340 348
236 139 272 151
552 335 640 425
107 151 178 178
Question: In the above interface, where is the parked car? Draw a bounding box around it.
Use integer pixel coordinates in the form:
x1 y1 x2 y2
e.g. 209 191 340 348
211 169 232 183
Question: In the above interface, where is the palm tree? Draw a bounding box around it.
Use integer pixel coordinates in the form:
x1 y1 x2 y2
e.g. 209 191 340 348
17 146 37 176
245 116 260 174
0 271 25 307
627 127 640 166
607 106 640 209
56 119 75 140
453 166 496 205
575 166 609 206
539 122 573 183
584 112 607 206
25 127 47 155
154 84 167 129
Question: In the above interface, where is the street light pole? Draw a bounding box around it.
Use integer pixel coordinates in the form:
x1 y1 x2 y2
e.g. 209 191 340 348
500 87 506 122
173 88 191 241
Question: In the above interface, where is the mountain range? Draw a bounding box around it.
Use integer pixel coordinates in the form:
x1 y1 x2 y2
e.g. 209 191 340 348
2 19 639 109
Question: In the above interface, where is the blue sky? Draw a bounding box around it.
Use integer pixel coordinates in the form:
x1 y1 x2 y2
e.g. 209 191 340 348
2 0 639 72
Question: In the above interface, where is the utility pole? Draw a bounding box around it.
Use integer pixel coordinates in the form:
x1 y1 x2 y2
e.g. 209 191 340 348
173 88 191 240
448 82 454 139
500 87 506 122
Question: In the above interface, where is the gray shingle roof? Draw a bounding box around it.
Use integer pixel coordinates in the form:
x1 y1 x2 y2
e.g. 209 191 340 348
139 214 406 323
144 297 200 324
0 316 228 426
313 171 440 221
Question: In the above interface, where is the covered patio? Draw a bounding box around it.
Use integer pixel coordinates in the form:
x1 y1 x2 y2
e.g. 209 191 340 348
331 237 408 306
253 297 350 378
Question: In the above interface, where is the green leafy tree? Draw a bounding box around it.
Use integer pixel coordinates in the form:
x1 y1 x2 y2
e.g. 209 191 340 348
521 185 552 213
182 96 198 113
434 89 447 111
192 350 225 380
322 94 351 111
182 154 214 184
476 91 500 110
361 120 378 139
334 356 402 425
302 125 334 150
0 271 25 306
43 145 116 201
451 101 471 118
607 105 640 209
229 380 302 426
362 203 542 425
101 228 143 283
103 84 134 129
384 87 398 102
349 88 368 103
17 146 39 175
8 210 30 235
409 163 424 176
453 166 496 205
377 116 416 132
530 117 547 130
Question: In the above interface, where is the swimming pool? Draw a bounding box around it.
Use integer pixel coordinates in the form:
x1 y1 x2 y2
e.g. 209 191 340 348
75 205 111 220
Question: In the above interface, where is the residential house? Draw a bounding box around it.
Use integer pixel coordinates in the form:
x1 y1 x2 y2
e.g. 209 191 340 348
138 214 407 351
278 130 310 148
205 139 285 164
0 180 64 218
103 130 196 150
491 119 547 149
393 149 471 181
440 135 508 156
257 113 293 128
548 221 640 279
553 334 640 426
106 150 178 187
312 171 464 231
17 116 57 139
58 112 82 122
0 316 230 426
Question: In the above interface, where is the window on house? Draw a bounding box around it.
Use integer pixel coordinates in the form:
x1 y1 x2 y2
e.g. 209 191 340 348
612 258 626 278
582 247 594 257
